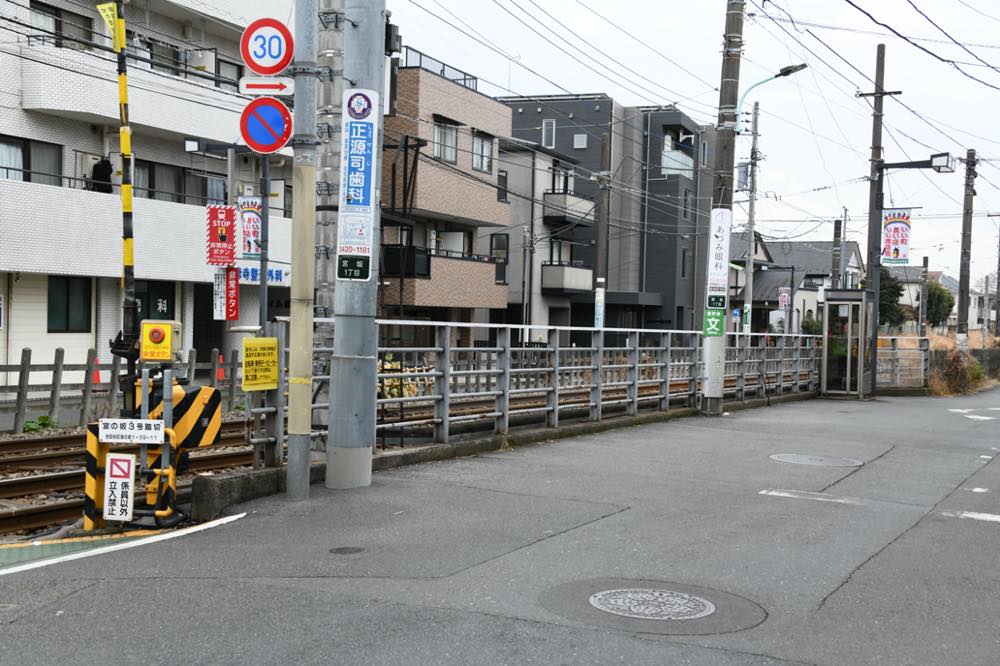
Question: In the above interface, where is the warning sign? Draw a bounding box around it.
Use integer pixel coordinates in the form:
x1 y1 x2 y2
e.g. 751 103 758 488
242 337 279 391
103 452 136 521
99 418 164 444
206 205 237 266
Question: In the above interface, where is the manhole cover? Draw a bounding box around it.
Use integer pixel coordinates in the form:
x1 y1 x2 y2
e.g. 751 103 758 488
770 453 863 467
588 588 715 621
329 546 365 555
539 578 766 636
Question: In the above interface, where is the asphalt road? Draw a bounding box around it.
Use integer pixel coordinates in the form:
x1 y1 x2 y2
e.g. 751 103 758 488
3 390 1000 665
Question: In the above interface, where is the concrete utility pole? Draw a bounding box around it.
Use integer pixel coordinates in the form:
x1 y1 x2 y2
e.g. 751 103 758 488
286 0 320 500
316 0 345 341
984 276 990 349
839 206 849 287
704 0 745 416
259 157 270 326
594 132 610 329
957 148 977 352
864 44 887 398
919 255 928 337
326 0 386 489
743 101 760 341
831 218 842 289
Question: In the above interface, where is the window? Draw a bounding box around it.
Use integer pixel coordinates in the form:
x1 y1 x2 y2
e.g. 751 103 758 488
47 276 91 333
134 160 184 202
29 2 92 50
432 117 458 163
184 171 227 205
151 40 181 75
490 233 509 263
682 189 691 220
700 140 708 165
541 119 555 149
550 238 564 264
551 163 572 193
681 248 689 278
0 135 61 185
497 169 508 202
284 184 293 217
472 131 493 173
126 31 152 70
135 280 175 321
217 59 242 92
573 133 587 149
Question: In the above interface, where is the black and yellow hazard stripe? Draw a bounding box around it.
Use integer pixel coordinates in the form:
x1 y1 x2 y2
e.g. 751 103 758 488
83 423 109 531
144 383 223 449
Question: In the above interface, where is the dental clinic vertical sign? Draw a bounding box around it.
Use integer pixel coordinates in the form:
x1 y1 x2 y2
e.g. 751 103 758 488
336 89 380 281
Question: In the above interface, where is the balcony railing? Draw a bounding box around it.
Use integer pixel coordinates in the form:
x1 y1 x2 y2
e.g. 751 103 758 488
0 167 228 207
381 245 498 278
541 262 593 294
543 190 594 226
402 46 478 91
661 149 694 179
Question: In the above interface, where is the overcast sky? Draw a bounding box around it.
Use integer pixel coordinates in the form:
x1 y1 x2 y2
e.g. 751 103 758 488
209 0 1000 283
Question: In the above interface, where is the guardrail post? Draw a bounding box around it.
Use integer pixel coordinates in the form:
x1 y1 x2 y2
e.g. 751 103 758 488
688 334 699 408
735 336 746 401
891 338 901 388
13 348 31 434
547 328 560 428
626 331 639 416
263 322 286 467
921 337 930 388
496 327 511 435
434 325 451 443
48 347 64 422
210 347 220 388
590 330 604 421
187 348 197 384
794 335 802 393
228 349 238 410
659 332 671 411
79 348 97 426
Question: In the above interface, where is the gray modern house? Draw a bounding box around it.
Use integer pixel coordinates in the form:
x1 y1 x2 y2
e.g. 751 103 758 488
500 94 714 331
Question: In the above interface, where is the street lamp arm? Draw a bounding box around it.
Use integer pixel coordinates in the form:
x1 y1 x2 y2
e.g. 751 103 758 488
735 76 774 134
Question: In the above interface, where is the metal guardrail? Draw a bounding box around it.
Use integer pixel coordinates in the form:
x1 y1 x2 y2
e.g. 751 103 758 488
876 336 930 389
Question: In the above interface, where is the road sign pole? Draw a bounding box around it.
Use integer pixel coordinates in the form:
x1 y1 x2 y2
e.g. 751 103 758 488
259 155 269 327
326 0 385 490
286 2 320 500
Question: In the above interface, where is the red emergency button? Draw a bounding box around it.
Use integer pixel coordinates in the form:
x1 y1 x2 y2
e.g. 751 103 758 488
148 327 165 344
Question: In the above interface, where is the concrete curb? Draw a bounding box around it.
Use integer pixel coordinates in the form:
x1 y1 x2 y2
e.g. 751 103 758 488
190 391 816 521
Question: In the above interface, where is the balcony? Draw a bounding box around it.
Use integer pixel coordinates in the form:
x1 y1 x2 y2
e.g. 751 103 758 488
0 178 291 285
541 263 593 295
660 149 694 179
19 43 246 143
543 191 594 226
381 248 507 309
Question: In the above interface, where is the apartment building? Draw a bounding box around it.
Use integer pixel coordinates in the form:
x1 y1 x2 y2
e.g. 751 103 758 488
379 48 510 343
0 1 292 379
502 94 714 331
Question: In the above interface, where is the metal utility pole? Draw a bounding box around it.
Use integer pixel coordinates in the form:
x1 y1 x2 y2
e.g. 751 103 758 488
831 218 843 289
919 255 928 337
743 101 760 341
594 132 610 328
259 157 270 326
863 44 887 398
316 0 345 342
957 148 977 352
984 276 990 349
326 0 386 489
704 0 745 416
286 0 320 500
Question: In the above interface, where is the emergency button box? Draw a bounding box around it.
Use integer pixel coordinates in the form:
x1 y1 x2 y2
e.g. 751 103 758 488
140 319 181 363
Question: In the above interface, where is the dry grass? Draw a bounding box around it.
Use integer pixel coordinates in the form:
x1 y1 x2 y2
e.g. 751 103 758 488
930 331 996 350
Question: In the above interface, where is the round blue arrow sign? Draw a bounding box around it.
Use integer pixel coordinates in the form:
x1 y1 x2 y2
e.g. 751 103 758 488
239 97 293 154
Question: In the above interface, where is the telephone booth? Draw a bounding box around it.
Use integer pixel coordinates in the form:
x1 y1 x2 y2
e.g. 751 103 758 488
822 289 872 398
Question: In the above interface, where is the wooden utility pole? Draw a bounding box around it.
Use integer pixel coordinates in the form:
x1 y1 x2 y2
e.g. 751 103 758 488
957 149 977 352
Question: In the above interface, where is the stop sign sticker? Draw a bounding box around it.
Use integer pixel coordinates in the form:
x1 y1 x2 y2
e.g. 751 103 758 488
240 97 293 154
240 18 294 76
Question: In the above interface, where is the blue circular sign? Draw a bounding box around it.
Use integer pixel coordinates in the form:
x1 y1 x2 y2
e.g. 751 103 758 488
240 97 293 154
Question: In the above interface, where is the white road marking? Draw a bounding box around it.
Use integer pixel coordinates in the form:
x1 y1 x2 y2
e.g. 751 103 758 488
962 487 991 493
949 409 976 413
980 455 994 460
964 415 996 421
987 408 1000 412
940 510 1000 524
758 489 863 505
0 513 246 578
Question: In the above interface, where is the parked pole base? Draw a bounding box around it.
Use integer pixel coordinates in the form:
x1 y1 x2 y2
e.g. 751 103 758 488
326 446 373 489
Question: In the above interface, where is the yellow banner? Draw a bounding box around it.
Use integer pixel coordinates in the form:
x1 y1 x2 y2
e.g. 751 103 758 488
96 3 122 51
242 337 279 392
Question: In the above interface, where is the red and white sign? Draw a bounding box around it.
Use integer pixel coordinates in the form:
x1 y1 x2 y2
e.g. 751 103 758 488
103 452 136 522
206 205 237 265
239 76 294 96
225 265 240 321
240 18 294 76
239 97 293 154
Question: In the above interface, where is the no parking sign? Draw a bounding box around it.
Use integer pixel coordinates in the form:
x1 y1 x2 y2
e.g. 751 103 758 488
239 97 293 154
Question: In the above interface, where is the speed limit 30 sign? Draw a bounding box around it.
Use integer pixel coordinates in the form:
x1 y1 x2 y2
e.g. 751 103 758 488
240 18 294 76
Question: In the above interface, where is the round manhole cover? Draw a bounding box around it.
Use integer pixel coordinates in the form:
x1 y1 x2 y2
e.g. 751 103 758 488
539 578 766 636
588 588 716 621
329 546 365 555
770 453 863 467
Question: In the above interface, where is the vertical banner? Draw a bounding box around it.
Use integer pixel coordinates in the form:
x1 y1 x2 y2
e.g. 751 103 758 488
703 208 732 337
336 88 381 281
238 197 262 259
881 208 911 265
213 268 227 320
225 265 240 321
206 204 237 265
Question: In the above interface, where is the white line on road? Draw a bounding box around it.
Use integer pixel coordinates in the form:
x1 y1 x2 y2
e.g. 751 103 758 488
758 489 864 505
0 513 246 578
965 415 997 421
940 510 1000 524
949 409 976 413
980 455 994 460
962 487 991 493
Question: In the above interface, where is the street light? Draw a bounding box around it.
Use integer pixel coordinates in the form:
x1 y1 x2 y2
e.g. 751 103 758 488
735 63 807 133
866 151 953 397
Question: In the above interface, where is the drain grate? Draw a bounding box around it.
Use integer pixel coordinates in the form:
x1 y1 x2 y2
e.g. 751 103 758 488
770 453 863 467
588 588 715 621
